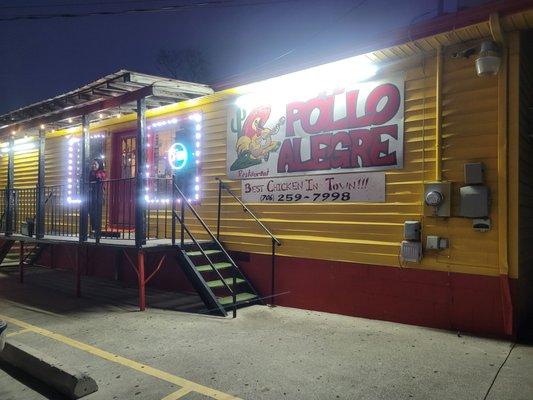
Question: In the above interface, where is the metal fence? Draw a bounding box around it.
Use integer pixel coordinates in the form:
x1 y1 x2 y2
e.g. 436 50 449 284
0 177 180 243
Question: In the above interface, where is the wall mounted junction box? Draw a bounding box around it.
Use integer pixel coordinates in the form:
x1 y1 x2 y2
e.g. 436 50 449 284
404 221 421 241
400 241 422 263
464 162 484 185
460 185 490 218
426 235 449 250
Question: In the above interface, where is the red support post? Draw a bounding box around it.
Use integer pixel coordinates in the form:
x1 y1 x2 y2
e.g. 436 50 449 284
75 247 81 298
19 241 24 283
138 250 146 311
51 245 55 269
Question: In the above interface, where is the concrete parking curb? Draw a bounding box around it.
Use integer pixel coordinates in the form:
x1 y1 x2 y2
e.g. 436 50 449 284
0 320 6 351
0 339 98 399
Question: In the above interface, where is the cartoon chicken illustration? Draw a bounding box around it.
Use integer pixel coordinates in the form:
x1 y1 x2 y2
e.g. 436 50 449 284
230 106 286 171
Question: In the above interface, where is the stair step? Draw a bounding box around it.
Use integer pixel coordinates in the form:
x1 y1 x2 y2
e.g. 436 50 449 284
186 249 221 257
206 277 245 289
218 292 257 306
195 262 232 272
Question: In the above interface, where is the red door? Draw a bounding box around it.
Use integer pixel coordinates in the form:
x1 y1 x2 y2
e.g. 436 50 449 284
110 131 136 229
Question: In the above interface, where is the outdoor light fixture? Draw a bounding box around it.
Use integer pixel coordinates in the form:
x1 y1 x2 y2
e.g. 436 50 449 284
452 40 502 77
475 40 501 76
236 54 378 108
0 137 36 154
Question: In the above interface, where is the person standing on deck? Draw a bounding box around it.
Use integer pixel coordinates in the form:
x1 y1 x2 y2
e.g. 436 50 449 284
89 159 106 237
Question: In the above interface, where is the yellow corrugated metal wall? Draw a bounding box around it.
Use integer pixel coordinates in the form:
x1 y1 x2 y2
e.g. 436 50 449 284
0 37 510 279
186 46 501 277
127 43 501 278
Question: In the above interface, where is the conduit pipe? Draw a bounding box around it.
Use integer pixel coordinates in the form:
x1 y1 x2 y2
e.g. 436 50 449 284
491 12 513 336
435 46 443 182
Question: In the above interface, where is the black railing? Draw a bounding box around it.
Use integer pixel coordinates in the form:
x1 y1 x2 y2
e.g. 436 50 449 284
144 178 174 241
12 188 37 235
216 178 281 306
0 177 279 265
0 187 52 237
44 184 81 237
172 182 239 317
90 177 175 243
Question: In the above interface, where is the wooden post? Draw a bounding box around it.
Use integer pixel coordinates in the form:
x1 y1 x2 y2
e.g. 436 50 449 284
138 249 145 311
79 115 90 242
36 127 46 239
18 241 24 283
135 97 147 247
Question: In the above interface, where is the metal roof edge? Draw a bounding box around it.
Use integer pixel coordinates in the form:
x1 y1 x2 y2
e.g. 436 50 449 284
213 0 533 91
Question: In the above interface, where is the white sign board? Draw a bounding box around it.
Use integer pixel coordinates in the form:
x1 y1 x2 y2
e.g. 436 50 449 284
242 172 385 203
227 75 404 180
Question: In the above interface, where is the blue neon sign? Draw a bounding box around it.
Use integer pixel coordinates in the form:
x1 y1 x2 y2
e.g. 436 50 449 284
168 142 189 170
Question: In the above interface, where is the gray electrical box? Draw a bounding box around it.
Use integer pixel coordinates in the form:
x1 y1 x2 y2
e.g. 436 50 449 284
400 241 422 263
426 235 449 250
424 182 452 217
464 162 484 185
404 221 421 241
460 185 490 218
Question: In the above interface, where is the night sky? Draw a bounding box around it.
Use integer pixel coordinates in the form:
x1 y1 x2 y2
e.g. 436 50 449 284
0 0 489 115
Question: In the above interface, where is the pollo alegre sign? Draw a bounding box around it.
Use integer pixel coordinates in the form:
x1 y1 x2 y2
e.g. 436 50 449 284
227 75 404 180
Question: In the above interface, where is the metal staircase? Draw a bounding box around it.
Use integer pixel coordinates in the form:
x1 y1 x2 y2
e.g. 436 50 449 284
0 240 15 266
172 182 263 317
177 242 261 317
0 241 48 268
22 243 49 267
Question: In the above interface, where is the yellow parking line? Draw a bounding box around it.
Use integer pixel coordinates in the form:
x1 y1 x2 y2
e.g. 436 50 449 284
6 328 31 337
162 387 193 400
0 314 241 400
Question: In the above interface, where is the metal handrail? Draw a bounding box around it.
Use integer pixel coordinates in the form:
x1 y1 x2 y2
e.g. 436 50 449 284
215 178 281 307
172 209 234 294
172 182 239 316
215 178 281 246
173 183 243 274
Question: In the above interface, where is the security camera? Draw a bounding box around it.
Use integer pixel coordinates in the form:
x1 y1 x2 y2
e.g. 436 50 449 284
451 47 477 59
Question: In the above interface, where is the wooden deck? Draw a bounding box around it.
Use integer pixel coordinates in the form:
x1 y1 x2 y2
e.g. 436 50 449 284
0 233 192 250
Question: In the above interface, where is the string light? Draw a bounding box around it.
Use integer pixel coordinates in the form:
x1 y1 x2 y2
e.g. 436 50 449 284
66 137 82 204
145 112 203 205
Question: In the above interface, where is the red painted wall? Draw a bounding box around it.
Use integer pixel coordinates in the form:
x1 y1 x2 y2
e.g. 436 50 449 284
38 244 195 293
232 252 514 338
31 242 514 338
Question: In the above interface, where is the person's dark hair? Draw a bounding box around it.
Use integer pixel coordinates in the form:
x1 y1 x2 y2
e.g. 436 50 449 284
92 158 105 171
